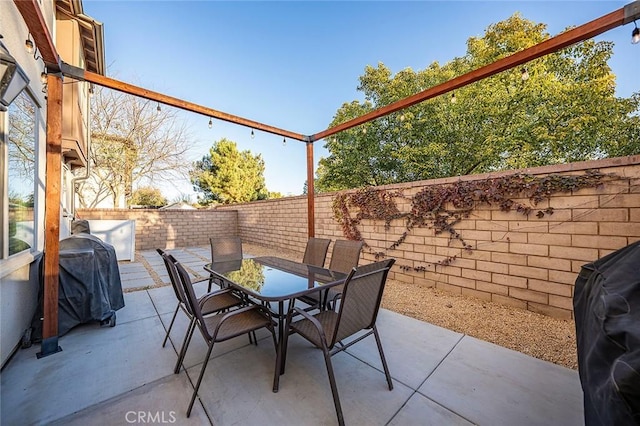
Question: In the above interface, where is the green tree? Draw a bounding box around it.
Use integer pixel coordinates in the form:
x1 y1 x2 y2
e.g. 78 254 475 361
302 179 319 195
317 13 640 192
268 191 284 199
190 139 268 205
130 186 167 207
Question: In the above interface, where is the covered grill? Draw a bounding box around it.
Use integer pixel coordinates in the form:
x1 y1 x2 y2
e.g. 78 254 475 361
573 241 640 425
30 234 125 342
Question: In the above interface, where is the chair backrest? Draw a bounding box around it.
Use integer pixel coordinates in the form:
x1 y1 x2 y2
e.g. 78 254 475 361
331 258 395 347
302 238 331 267
328 240 364 274
157 249 187 305
210 236 243 262
171 255 213 341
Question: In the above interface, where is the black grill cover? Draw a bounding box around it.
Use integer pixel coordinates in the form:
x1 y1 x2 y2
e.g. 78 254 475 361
573 241 640 425
31 234 125 340
71 219 91 234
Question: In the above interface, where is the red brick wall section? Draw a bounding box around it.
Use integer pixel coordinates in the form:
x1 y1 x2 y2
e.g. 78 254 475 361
76 209 238 250
81 155 640 319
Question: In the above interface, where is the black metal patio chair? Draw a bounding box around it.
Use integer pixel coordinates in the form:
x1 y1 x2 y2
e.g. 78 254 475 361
297 238 332 310
275 258 395 426
208 236 243 291
301 239 364 311
328 239 364 274
320 239 364 310
302 237 331 267
173 258 278 417
157 249 244 372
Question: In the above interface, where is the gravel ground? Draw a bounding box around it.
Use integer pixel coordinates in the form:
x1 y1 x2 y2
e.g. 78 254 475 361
382 279 578 369
243 243 578 370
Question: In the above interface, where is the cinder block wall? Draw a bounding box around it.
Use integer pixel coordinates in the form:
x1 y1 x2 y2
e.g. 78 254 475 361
79 155 639 319
76 209 238 250
218 196 311 253
217 155 640 320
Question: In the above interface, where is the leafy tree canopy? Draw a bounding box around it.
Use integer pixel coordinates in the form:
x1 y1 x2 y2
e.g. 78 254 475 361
190 139 268 205
130 186 167 207
268 191 284 199
316 13 640 192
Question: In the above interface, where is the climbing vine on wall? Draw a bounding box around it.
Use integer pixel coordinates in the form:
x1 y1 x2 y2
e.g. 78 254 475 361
332 169 616 271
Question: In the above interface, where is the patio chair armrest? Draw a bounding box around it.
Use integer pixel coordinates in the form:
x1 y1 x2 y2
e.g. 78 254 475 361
191 275 210 284
291 306 329 347
213 304 273 336
291 306 314 319
198 288 237 308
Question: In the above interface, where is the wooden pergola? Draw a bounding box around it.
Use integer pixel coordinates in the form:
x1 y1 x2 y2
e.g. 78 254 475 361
13 0 640 356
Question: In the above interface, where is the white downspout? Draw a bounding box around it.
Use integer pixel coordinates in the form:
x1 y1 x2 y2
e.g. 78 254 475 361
70 82 93 218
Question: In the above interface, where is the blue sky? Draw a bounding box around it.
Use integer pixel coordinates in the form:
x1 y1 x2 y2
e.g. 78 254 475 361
83 1 638 200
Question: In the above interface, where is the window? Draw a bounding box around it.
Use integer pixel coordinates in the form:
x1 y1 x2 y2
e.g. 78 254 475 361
2 91 36 258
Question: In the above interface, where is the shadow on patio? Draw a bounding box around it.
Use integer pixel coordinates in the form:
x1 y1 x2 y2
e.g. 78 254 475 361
1 248 584 425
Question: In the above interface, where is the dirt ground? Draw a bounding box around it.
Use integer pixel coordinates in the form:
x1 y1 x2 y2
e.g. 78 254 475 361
244 243 578 370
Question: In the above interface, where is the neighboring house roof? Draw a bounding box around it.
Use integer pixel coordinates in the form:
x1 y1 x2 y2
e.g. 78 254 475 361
160 202 197 210
56 0 105 75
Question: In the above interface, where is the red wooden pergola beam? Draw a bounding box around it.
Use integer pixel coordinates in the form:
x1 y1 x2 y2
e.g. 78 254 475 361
13 0 60 70
309 6 632 142
61 65 307 142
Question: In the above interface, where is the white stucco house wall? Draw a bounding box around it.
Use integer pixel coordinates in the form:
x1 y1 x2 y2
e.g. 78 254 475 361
0 0 105 367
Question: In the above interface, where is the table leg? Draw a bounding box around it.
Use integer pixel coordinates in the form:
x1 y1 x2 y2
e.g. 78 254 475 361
278 300 285 371
273 300 286 392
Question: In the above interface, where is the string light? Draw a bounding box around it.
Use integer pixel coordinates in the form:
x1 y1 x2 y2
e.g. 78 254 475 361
521 68 530 81
24 34 41 60
251 129 255 139
157 103 161 112
25 38 34 54
40 72 47 94
283 137 286 146
450 92 457 103
632 22 640 44
208 117 213 129
399 114 405 122
362 128 367 134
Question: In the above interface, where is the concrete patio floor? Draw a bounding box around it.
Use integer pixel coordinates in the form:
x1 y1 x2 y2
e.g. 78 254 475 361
1 248 585 425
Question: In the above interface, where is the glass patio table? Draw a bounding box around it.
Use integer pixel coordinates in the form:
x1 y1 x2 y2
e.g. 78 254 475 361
204 256 347 380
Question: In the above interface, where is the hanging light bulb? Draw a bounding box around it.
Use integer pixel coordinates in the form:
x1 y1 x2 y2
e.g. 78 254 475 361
25 38 34 54
208 117 213 129
450 92 457 103
283 137 286 146
157 103 161 112
399 114 405 122
251 129 255 139
362 127 367 135
24 35 41 61
521 67 530 81
632 22 640 44
40 72 48 94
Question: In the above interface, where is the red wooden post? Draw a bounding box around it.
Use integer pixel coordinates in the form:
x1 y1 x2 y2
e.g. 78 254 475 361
306 141 315 238
38 73 63 358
